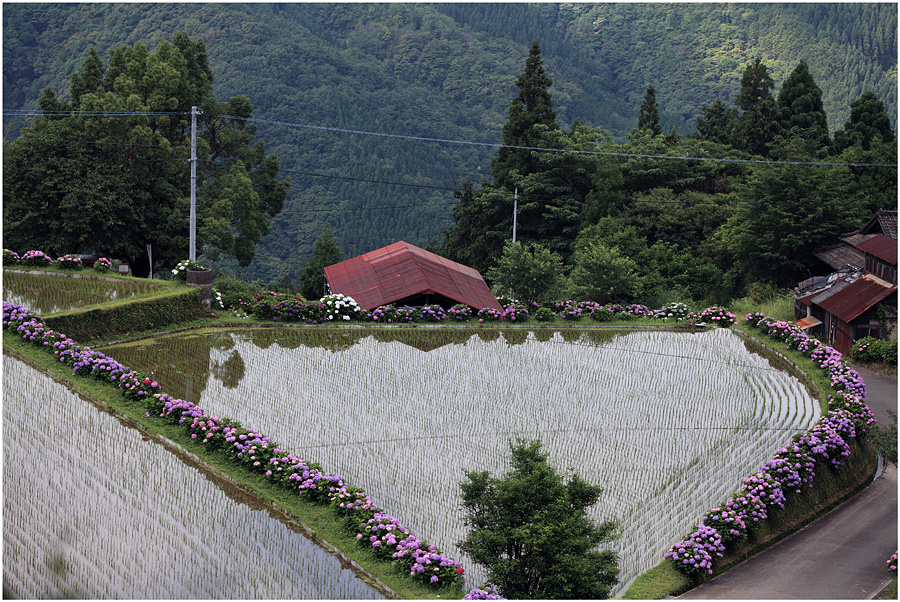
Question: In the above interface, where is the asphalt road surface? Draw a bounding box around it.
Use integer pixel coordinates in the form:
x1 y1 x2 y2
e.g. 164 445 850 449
678 367 897 600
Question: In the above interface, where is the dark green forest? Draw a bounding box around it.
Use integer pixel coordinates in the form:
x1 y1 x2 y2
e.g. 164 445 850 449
3 3 897 299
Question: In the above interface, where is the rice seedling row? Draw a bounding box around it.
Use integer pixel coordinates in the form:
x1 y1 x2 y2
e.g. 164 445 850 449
118 326 818 592
2 270 166 315
2 355 384 600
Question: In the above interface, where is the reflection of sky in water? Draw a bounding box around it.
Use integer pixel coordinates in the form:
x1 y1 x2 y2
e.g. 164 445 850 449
3 356 384 600
2 272 164 314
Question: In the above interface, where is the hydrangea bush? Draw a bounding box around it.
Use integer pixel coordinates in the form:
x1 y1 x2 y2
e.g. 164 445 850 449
665 311 875 581
3 249 21 266
93 257 114 273
652 302 692 322
56 254 84 270
20 250 53 267
171 258 204 281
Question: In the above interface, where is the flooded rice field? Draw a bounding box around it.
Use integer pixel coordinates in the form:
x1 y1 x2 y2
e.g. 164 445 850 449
105 326 820 592
2 355 384 599
2 271 166 314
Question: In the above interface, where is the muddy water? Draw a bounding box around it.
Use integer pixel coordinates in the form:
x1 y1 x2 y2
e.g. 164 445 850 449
2 355 384 600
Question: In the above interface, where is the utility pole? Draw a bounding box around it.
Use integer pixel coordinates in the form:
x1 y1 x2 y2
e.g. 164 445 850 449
512 185 518 243
510 184 518 301
189 105 198 261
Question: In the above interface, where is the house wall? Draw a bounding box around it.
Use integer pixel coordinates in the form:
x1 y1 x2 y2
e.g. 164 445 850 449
865 255 898 284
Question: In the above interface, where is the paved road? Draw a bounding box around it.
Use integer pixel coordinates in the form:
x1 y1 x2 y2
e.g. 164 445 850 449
854 366 898 425
678 368 897 599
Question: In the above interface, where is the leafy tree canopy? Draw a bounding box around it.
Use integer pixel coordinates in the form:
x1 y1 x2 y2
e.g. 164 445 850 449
3 32 289 276
458 439 619 599
485 240 566 304
695 98 738 146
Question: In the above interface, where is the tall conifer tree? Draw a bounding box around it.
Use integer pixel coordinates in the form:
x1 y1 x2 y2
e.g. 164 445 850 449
776 60 830 152
637 85 662 136
833 90 896 152
491 39 558 189
735 57 781 157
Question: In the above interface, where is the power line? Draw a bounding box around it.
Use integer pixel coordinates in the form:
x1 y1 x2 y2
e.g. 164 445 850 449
268 166 740 209
229 114 899 168
8 109 895 168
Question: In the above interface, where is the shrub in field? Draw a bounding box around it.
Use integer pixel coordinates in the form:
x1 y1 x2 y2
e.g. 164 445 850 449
250 292 309 322
653 302 692 322
447 304 472 321
477 307 503 322
212 275 263 316
500 303 529 322
688 306 736 327
534 307 555 322
3 249 20 266
320 293 364 322
664 524 724 577
20 250 53 267
419 304 448 322
590 307 616 322
458 439 619 599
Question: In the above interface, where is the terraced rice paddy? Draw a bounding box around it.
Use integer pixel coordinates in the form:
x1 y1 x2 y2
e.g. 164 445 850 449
106 327 819 592
2 355 383 599
2 271 166 314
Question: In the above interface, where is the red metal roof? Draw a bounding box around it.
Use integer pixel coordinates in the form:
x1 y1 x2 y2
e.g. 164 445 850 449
814 274 897 323
323 241 502 311
855 234 898 265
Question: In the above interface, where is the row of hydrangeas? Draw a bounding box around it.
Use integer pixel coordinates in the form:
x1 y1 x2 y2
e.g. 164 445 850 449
5 249 116 273
2 300 497 598
213 287 738 329
665 312 875 580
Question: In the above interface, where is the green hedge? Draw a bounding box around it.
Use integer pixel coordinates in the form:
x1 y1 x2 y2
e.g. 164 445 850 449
45 288 208 342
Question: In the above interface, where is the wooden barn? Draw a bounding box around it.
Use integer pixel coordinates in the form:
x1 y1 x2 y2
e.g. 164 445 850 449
323 241 502 311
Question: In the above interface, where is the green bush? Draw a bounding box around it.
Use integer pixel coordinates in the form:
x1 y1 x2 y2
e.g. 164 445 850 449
851 337 897 366
212 274 265 314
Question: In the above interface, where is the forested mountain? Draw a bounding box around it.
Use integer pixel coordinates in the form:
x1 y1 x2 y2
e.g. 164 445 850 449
3 3 897 287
